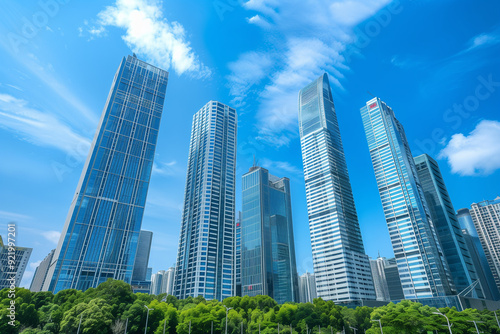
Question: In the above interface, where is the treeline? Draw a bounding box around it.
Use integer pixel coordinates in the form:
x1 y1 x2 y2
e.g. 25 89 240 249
1 279 500 334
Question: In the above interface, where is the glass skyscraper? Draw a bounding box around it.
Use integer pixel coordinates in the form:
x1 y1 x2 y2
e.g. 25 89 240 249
43 55 168 293
469 197 500 294
361 97 455 299
414 154 483 298
241 166 299 303
174 101 237 301
234 211 242 297
298 73 375 302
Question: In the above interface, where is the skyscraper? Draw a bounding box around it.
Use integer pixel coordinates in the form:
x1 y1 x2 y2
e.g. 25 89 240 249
298 272 317 303
384 258 405 300
30 249 55 292
234 211 242 297
457 208 500 300
174 101 237 301
0 236 32 289
241 166 299 303
369 256 404 301
298 73 375 302
43 55 168 293
414 154 483 298
361 97 455 299
132 230 153 282
469 197 500 293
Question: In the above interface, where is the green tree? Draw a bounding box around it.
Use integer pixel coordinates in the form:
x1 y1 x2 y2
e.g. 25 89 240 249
60 298 113 334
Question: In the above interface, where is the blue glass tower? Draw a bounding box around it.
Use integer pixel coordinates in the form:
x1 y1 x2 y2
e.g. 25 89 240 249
43 55 168 293
241 166 299 303
361 97 455 299
174 101 237 301
298 73 375 302
414 154 484 298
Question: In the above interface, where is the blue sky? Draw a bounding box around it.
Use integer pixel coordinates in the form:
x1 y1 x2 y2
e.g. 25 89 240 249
1 0 499 288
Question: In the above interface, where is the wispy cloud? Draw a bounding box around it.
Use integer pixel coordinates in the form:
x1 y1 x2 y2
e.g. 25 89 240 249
464 31 500 53
439 120 500 176
152 160 182 176
89 0 210 77
260 157 303 176
0 93 91 155
42 231 61 244
0 210 32 222
228 0 392 147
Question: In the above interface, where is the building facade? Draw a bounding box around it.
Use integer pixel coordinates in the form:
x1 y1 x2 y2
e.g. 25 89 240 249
384 258 405 300
370 256 404 301
361 97 455 299
298 73 375 302
470 197 500 293
241 166 299 303
43 55 168 293
0 236 32 289
30 249 55 292
414 154 483 298
298 272 317 303
174 101 237 301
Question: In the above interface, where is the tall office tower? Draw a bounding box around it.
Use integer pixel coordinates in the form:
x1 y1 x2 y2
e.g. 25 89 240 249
43 55 168 293
241 166 299 303
298 73 375 302
384 258 405 300
469 197 500 293
370 257 391 301
361 97 455 299
234 211 242 297
414 154 483 298
30 249 55 292
146 267 153 281
0 236 32 289
132 230 153 281
457 208 500 300
174 101 237 301
298 272 317 303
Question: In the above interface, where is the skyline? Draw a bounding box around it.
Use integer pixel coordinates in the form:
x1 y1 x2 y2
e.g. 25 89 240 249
0 0 499 289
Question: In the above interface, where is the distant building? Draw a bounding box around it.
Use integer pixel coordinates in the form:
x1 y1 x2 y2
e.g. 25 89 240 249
234 211 242 297
457 208 500 300
132 230 153 281
414 154 483 298
0 235 32 289
146 267 152 281
298 272 317 303
241 166 299 303
30 249 55 292
150 267 175 296
369 256 404 301
151 270 165 295
361 97 455 299
469 197 500 294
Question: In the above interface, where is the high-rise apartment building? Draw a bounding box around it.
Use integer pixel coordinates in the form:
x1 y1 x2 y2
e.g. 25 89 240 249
0 236 32 289
361 97 455 299
30 249 55 292
150 267 175 295
457 208 500 300
470 197 500 293
241 166 299 303
414 154 483 298
234 211 242 297
174 101 237 301
43 55 168 293
298 272 317 303
298 73 375 302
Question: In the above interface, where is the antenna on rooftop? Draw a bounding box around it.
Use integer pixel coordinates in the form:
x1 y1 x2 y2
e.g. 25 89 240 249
367 91 376 98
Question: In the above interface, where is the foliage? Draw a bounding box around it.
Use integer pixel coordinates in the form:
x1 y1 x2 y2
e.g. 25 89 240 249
2 279 500 334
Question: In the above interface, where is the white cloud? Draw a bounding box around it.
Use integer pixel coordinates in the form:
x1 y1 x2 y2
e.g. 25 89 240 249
0 210 32 222
229 0 392 147
260 157 303 176
439 120 500 176
467 33 500 52
152 160 181 176
92 0 210 77
42 231 62 244
0 93 91 156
